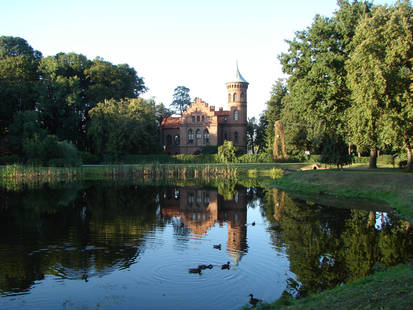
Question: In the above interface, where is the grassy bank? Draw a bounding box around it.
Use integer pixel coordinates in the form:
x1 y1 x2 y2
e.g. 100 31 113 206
272 169 413 223
252 264 413 310
262 168 413 310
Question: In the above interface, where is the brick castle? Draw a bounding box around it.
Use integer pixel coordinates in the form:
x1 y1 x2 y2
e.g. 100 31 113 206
161 65 249 154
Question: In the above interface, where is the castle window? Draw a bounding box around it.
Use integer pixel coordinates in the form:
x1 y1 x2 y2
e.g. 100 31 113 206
234 110 239 121
188 129 194 144
233 93 237 102
188 192 194 205
196 190 202 205
234 131 239 145
192 116 195 123
228 93 231 102
174 135 180 145
203 129 209 144
195 129 201 146
202 115 205 122
197 115 200 122
241 92 245 100
166 135 172 145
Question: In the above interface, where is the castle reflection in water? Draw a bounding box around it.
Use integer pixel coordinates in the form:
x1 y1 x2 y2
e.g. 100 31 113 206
160 187 248 264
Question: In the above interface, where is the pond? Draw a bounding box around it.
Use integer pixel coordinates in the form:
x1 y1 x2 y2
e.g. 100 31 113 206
0 181 412 310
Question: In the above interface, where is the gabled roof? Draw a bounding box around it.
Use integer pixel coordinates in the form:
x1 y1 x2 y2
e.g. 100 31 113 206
161 116 181 128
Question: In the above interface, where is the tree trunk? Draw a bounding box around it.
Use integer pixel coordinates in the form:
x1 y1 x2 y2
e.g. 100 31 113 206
369 148 377 169
406 139 412 171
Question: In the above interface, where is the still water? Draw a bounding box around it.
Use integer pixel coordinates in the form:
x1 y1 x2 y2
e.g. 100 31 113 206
0 182 412 310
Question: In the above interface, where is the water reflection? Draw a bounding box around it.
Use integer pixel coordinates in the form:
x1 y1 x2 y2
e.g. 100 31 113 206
0 183 160 296
263 188 413 297
0 183 411 310
160 186 248 264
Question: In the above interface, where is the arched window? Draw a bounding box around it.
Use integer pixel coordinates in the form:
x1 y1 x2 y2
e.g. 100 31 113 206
234 110 239 121
234 131 238 145
228 93 231 102
188 129 194 144
233 93 237 102
166 135 172 145
174 135 180 145
203 129 209 144
195 129 201 146
241 92 245 100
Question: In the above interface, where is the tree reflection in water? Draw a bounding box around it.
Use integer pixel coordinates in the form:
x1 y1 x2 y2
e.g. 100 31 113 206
0 182 411 306
263 188 413 298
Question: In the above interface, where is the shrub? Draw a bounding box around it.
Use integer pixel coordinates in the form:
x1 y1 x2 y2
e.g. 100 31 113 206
217 141 238 163
377 154 394 166
200 145 218 154
57 141 81 166
0 155 20 165
238 153 273 163
308 154 321 163
79 151 101 164
48 158 67 167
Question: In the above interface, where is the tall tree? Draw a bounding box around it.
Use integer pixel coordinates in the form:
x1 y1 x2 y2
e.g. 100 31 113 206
262 79 287 154
346 2 412 169
170 86 191 115
37 53 91 148
88 98 160 158
0 36 42 136
278 1 372 157
85 57 147 104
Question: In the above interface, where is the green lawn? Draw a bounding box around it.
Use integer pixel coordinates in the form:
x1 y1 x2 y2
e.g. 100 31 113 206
272 168 413 223
250 264 413 310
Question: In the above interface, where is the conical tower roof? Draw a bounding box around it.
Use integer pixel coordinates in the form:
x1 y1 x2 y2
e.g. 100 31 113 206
231 62 248 84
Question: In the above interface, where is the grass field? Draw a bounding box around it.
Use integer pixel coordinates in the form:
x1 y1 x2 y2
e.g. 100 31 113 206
249 264 413 310
272 168 413 223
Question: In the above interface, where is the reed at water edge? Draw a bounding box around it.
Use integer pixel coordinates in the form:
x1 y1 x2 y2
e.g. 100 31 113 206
0 164 239 189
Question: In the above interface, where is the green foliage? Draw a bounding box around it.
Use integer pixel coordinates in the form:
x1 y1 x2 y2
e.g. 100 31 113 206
200 145 218 154
170 85 191 115
262 79 287 153
320 134 352 168
246 116 267 154
8 110 46 156
0 154 20 165
21 135 80 166
237 153 273 163
346 2 413 168
88 98 160 159
217 140 238 163
0 36 41 134
79 151 100 164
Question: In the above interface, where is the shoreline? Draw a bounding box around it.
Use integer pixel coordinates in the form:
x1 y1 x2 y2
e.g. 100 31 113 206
256 168 413 310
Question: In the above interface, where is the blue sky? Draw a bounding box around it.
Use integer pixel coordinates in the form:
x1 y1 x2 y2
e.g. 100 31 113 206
1 0 396 118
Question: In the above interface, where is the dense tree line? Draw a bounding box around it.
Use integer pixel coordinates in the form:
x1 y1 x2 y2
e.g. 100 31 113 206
0 36 166 165
260 0 412 170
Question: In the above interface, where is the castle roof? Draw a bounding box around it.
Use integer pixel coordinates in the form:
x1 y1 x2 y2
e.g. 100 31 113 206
215 110 230 116
230 63 248 84
161 116 180 129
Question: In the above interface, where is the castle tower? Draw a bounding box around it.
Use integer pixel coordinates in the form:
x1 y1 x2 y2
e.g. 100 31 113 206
225 64 249 152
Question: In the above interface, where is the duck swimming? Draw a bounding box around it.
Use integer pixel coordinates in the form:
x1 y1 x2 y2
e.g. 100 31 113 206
221 261 231 270
248 294 262 307
188 267 202 274
198 264 213 270
213 244 221 250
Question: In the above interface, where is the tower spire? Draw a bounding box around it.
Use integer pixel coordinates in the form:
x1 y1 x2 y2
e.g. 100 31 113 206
234 61 248 84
